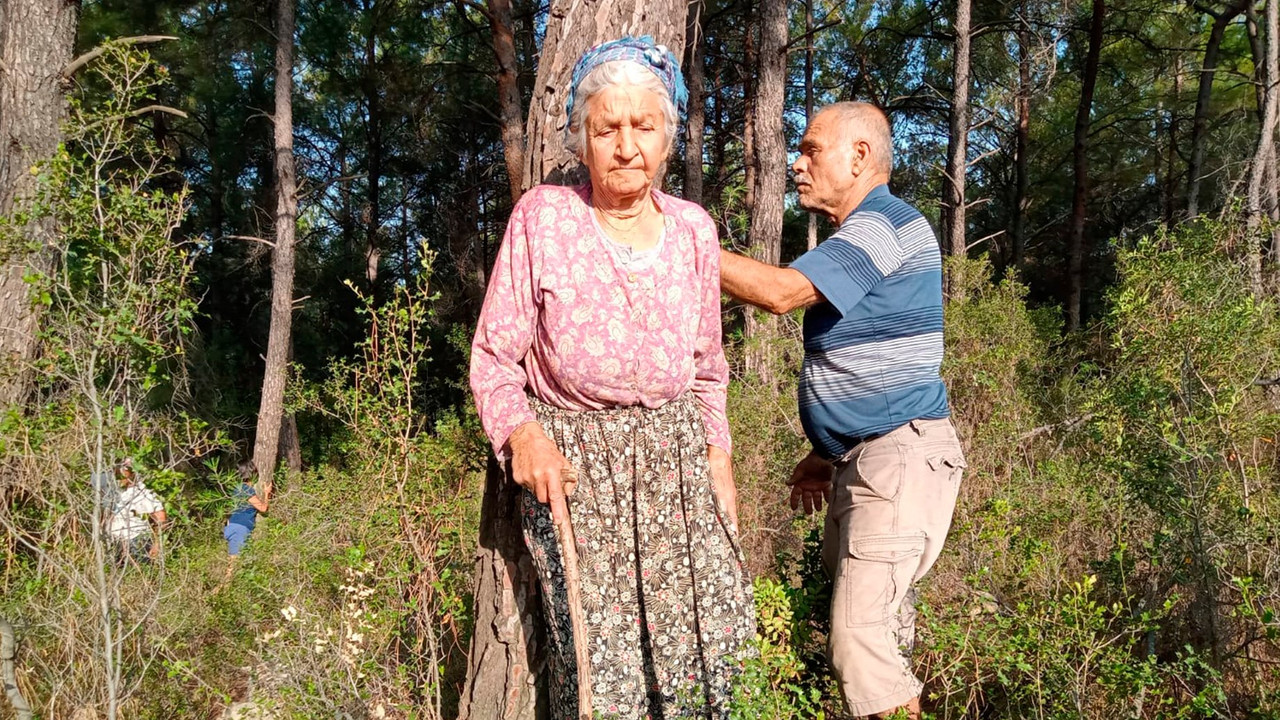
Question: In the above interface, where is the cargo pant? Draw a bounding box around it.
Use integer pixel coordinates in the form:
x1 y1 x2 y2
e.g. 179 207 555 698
822 418 965 717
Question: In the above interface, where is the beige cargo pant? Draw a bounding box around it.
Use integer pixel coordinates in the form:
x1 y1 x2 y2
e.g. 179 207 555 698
821 418 965 717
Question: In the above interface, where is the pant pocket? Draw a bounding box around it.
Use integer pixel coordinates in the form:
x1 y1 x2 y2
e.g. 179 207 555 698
924 448 966 479
843 532 926 628
854 444 905 500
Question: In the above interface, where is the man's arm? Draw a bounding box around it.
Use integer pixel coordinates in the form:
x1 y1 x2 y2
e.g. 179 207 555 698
720 249 824 315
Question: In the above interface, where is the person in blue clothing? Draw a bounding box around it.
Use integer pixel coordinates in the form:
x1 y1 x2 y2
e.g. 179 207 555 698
223 459 270 574
719 102 965 720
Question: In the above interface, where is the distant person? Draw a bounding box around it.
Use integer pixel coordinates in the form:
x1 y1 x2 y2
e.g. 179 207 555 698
719 102 965 719
107 459 167 564
223 460 269 572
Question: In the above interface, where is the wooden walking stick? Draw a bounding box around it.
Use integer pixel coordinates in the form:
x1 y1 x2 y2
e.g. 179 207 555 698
553 466 593 720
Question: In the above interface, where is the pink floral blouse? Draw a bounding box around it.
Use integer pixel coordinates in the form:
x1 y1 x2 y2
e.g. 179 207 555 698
470 184 731 457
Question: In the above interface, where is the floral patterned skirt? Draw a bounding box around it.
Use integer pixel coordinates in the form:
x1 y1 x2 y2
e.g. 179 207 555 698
523 394 756 720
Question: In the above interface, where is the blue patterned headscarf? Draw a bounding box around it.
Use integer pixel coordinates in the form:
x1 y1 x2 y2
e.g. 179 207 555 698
566 35 689 120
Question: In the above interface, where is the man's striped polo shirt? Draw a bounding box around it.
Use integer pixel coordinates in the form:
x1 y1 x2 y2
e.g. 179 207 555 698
788 183 950 460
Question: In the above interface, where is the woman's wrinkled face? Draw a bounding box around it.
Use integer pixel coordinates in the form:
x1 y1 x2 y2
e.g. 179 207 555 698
582 84 669 201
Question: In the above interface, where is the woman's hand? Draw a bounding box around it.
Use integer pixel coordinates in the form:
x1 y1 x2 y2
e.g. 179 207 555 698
707 445 738 528
788 451 834 515
507 422 572 522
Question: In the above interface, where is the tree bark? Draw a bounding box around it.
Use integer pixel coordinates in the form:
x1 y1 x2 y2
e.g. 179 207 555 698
488 0 526 206
1164 57 1183 229
1012 0 1031 272
519 0 687 189
252 0 299 482
457 459 544 720
1186 1 1248 220
0 0 80 409
744 0 786 381
943 0 972 270
1067 0 1105 332
805 0 819 251
683 0 706 205
742 6 758 212
362 0 383 285
465 2 687 716
0 618 32 720
1247 0 1278 297
1247 3 1280 239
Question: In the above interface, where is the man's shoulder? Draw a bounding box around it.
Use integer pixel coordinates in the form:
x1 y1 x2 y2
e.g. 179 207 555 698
851 191 927 233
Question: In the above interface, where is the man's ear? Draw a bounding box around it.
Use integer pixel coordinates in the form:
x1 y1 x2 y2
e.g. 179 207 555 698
850 139 871 176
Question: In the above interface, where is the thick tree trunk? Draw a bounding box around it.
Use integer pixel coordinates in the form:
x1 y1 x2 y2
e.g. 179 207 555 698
362 0 383 284
0 0 79 409
457 459 544 720
1247 0 1279 296
710 55 729 208
749 0 785 264
488 0 526 206
1012 0 1031 273
1247 3 1280 243
742 7 758 212
1186 1 1248 220
943 0 972 272
744 0 786 381
519 0 686 189
805 0 818 251
466 2 687 716
683 0 706 205
1067 0 1105 332
279 413 303 473
0 618 32 720
253 0 299 482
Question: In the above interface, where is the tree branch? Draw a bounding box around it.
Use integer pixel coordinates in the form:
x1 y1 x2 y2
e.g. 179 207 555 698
61 36 179 79
223 235 276 248
785 18 843 50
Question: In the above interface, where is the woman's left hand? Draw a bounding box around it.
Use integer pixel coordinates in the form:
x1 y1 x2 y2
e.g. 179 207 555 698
707 446 738 528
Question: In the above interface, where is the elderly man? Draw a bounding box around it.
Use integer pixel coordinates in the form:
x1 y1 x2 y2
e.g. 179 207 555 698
720 102 965 719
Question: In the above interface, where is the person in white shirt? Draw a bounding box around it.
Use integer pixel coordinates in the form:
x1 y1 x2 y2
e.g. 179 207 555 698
106 460 167 564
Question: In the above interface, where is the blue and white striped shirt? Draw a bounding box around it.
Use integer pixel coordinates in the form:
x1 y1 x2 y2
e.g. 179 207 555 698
789 184 950 459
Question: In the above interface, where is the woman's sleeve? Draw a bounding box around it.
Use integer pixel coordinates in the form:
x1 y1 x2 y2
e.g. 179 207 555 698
690 218 732 453
469 197 540 458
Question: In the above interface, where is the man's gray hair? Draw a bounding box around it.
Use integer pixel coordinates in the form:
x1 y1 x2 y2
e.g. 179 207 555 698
819 102 893 174
564 60 678 158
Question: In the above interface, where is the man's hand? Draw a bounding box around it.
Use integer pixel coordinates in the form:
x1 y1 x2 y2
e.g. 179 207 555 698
507 422 572 522
787 451 834 515
707 445 738 527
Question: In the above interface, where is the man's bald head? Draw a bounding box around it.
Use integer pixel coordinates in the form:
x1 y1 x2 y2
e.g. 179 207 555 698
791 101 894 222
814 102 893 175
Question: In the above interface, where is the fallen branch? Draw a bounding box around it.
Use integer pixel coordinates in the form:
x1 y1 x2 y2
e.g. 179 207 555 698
1017 413 1095 443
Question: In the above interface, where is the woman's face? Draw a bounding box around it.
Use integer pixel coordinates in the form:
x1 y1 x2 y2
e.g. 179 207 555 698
582 84 669 203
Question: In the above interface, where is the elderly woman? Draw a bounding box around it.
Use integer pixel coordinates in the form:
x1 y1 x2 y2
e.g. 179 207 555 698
470 36 755 720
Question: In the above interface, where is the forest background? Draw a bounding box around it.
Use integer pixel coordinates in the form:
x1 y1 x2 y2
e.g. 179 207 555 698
1 0 1279 718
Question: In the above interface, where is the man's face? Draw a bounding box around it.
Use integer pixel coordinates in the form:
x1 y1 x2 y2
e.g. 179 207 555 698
792 112 856 219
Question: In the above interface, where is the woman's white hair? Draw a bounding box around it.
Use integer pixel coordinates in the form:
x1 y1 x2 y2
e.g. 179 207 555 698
565 60 678 158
